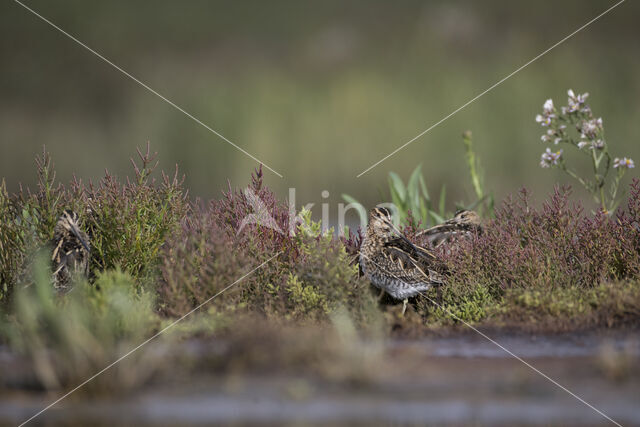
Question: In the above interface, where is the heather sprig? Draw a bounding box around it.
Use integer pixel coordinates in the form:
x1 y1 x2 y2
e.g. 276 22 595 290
159 168 377 324
416 181 640 327
447 185 640 289
0 144 188 302
0 148 69 302
86 144 188 283
536 89 634 212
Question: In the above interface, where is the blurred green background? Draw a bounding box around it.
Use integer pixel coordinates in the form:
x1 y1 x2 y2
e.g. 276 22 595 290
1 0 638 214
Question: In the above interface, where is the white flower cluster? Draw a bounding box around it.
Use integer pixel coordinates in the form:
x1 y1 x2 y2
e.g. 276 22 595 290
540 148 563 168
535 90 614 163
613 157 635 169
535 88 635 211
535 98 555 127
541 127 565 145
563 89 590 114
536 98 566 146
577 118 604 150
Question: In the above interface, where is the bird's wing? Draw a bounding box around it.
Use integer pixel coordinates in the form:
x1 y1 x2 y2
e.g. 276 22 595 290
417 222 480 249
381 239 444 285
419 224 461 248
385 235 436 260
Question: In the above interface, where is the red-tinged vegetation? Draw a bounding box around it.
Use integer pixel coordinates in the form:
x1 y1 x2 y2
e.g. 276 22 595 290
1 147 639 331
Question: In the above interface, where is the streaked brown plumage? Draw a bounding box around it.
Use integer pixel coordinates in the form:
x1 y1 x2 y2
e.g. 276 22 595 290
51 210 90 291
417 209 482 250
359 207 444 313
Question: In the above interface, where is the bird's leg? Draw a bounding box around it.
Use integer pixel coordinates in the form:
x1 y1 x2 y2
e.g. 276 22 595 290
401 298 408 315
378 287 386 300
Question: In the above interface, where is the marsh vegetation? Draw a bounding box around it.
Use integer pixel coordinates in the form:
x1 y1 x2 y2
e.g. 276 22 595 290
0 92 638 426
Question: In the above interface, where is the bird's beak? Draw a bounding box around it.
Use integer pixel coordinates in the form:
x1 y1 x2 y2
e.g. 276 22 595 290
69 222 91 253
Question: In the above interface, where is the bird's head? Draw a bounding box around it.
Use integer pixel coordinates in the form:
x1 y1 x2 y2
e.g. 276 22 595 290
368 206 396 240
58 210 91 253
453 209 481 226
58 210 79 230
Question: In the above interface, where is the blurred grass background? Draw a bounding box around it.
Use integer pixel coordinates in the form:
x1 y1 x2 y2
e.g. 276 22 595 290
1 0 639 213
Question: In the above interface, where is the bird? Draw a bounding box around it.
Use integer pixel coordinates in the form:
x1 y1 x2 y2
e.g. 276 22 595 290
359 207 445 314
417 209 482 250
51 209 91 291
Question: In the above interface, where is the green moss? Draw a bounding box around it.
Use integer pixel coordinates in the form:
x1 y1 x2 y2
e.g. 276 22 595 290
284 210 378 324
416 277 640 329
285 273 329 318
420 283 498 325
499 281 640 326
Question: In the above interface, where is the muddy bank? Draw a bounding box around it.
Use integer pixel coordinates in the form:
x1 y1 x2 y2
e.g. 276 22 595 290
1 329 639 426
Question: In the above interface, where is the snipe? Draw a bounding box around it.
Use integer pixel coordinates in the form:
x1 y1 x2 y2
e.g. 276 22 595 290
51 210 91 291
359 207 444 314
417 209 482 249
